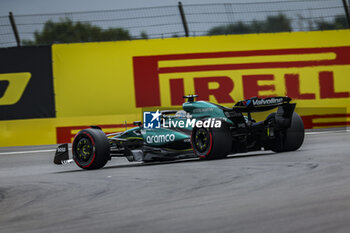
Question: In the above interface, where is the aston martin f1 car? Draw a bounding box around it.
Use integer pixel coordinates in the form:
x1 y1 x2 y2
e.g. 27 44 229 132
54 95 304 169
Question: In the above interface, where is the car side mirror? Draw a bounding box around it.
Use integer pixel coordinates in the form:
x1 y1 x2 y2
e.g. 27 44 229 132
133 121 142 127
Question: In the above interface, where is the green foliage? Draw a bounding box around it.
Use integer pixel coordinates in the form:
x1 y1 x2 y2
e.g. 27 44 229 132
23 18 131 45
207 14 292 35
140 31 148 39
316 15 348 30
264 14 292 32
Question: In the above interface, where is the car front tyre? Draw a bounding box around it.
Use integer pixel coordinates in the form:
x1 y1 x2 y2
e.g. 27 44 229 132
72 128 110 170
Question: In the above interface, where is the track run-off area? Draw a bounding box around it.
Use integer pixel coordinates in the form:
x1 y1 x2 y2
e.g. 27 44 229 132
0 130 350 233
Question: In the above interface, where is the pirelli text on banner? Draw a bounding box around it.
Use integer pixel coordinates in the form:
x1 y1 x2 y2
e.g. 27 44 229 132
133 46 350 108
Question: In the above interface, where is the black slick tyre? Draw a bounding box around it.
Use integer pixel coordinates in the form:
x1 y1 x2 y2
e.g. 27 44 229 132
191 122 232 159
268 112 305 152
72 128 110 170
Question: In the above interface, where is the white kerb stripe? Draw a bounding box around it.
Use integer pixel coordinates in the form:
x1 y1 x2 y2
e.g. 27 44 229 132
0 149 57 155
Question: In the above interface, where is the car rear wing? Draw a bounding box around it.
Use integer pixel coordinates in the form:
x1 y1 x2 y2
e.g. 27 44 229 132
233 96 293 113
232 96 296 127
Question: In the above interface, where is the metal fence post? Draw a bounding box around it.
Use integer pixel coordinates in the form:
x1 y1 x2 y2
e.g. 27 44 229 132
342 0 350 28
9 12 21 47
178 2 189 37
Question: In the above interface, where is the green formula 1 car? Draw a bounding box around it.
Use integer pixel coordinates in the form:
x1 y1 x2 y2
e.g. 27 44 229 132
54 95 304 170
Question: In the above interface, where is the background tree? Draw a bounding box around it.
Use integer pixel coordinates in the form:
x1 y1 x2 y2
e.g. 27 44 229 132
316 15 348 30
23 18 131 45
140 31 148 39
207 14 292 35
264 14 291 32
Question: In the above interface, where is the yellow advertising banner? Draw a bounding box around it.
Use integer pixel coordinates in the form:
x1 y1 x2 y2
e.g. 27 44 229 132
53 30 350 116
1 30 350 146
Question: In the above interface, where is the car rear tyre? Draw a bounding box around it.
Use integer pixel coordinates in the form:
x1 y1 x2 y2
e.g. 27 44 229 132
267 112 304 152
72 128 110 170
191 122 232 159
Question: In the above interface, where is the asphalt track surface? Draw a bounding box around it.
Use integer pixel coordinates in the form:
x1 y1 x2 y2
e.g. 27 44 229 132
1 130 350 233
